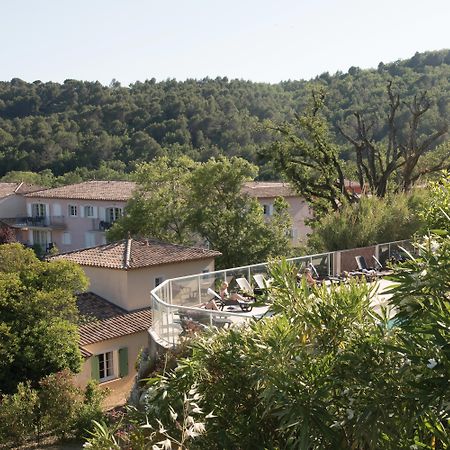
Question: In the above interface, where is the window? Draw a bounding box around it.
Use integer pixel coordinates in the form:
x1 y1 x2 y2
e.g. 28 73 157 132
32 230 49 246
106 207 122 223
92 348 128 383
62 232 71 245
263 204 273 216
84 205 94 217
32 203 46 217
155 276 164 287
98 351 114 381
68 205 78 217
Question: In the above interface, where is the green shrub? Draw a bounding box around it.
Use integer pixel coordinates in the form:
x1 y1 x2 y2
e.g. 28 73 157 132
308 192 426 251
74 381 107 439
39 369 82 439
0 382 39 445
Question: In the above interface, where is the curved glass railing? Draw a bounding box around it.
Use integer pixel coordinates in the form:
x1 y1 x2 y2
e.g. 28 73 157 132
150 239 413 346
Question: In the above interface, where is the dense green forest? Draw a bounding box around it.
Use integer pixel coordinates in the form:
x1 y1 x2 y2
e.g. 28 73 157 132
0 49 448 180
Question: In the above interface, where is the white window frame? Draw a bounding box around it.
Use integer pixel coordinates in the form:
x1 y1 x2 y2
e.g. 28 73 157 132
98 350 116 382
68 205 78 217
84 205 95 218
32 230 50 246
262 204 273 216
32 203 46 217
106 207 122 223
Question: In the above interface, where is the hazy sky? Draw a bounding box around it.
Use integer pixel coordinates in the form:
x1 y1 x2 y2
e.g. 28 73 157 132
2 0 449 85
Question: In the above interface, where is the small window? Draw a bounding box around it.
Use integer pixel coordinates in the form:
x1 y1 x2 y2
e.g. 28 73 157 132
68 205 78 217
155 277 164 287
263 204 273 216
62 232 71 245
84 205 94 217
98 351 114 381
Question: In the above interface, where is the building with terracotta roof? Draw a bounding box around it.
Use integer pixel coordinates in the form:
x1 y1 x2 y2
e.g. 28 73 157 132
51 238 221 310
51 238 221 405
242 181 312 244
0 182 45 241
21 181 137 252
74 292 153 407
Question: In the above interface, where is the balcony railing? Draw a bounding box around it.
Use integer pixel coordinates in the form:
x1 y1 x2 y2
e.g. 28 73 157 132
150 239 415 348
9 216 66 230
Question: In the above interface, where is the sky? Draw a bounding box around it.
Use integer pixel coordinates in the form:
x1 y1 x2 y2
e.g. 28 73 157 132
2 0 449 86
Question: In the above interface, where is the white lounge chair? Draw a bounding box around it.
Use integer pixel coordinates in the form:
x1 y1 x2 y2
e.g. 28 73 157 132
206 287 253 312
253 274 272 290
235 277 256 298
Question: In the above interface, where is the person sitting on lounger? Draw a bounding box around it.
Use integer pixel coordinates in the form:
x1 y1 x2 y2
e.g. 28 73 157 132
219 281 249 302
303 268 316 287
204 297 219 310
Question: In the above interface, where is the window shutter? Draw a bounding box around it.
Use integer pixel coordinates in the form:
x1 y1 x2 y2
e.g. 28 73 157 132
80 206 85 218
93 206 98 219
99 207 106 221
91 355 100 381
268 204 274 216
27 203 32 216
53 203 62 216
118 347 129 377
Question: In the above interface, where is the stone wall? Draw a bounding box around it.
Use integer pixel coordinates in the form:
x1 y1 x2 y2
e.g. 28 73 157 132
339 245 377 272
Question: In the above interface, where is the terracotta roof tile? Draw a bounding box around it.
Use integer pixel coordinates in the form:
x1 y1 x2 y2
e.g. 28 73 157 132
79 308 152 346
0 182 44 198
24 181 136 201
77 292 126 320
242 181 297 198
51 238 221 269
76 292 152 346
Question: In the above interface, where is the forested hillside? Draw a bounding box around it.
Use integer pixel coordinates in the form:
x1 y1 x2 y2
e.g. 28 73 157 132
0 49 448 179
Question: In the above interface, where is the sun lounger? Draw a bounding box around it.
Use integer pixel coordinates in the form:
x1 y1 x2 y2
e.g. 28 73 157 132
235 277 257 299
206 288 253 312
253 274 272 290
176 308 232 334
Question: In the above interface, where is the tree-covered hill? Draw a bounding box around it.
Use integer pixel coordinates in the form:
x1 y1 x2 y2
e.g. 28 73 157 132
0 49 448 178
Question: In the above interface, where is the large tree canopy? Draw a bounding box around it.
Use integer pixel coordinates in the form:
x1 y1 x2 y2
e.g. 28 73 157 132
0 50 448 181
108 156 292 268
0 244 88 394
267 83 448 215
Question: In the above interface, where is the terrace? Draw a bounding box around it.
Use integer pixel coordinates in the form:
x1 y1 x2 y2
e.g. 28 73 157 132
149 239 415 348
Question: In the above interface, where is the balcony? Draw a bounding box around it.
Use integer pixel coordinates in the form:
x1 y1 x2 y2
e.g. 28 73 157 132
149 239 416 348
89 219 113 232
7 216 67 230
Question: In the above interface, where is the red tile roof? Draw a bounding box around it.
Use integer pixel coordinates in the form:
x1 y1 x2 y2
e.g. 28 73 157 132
77 292 152 347
24 181 136 201
242 181 297 198
0 182 44 198
50 238 221 270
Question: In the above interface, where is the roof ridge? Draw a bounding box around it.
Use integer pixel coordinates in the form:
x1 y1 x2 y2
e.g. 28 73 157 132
140 237 218 253
124 237 132 269
14 181 23 193
47 239 127 259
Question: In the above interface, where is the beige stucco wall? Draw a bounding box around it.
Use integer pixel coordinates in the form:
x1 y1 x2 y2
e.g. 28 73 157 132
74 331 147 409
81 266 129 310
126 258 215 310
0 195 27 219
256 196 312 245
81 258 215 311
